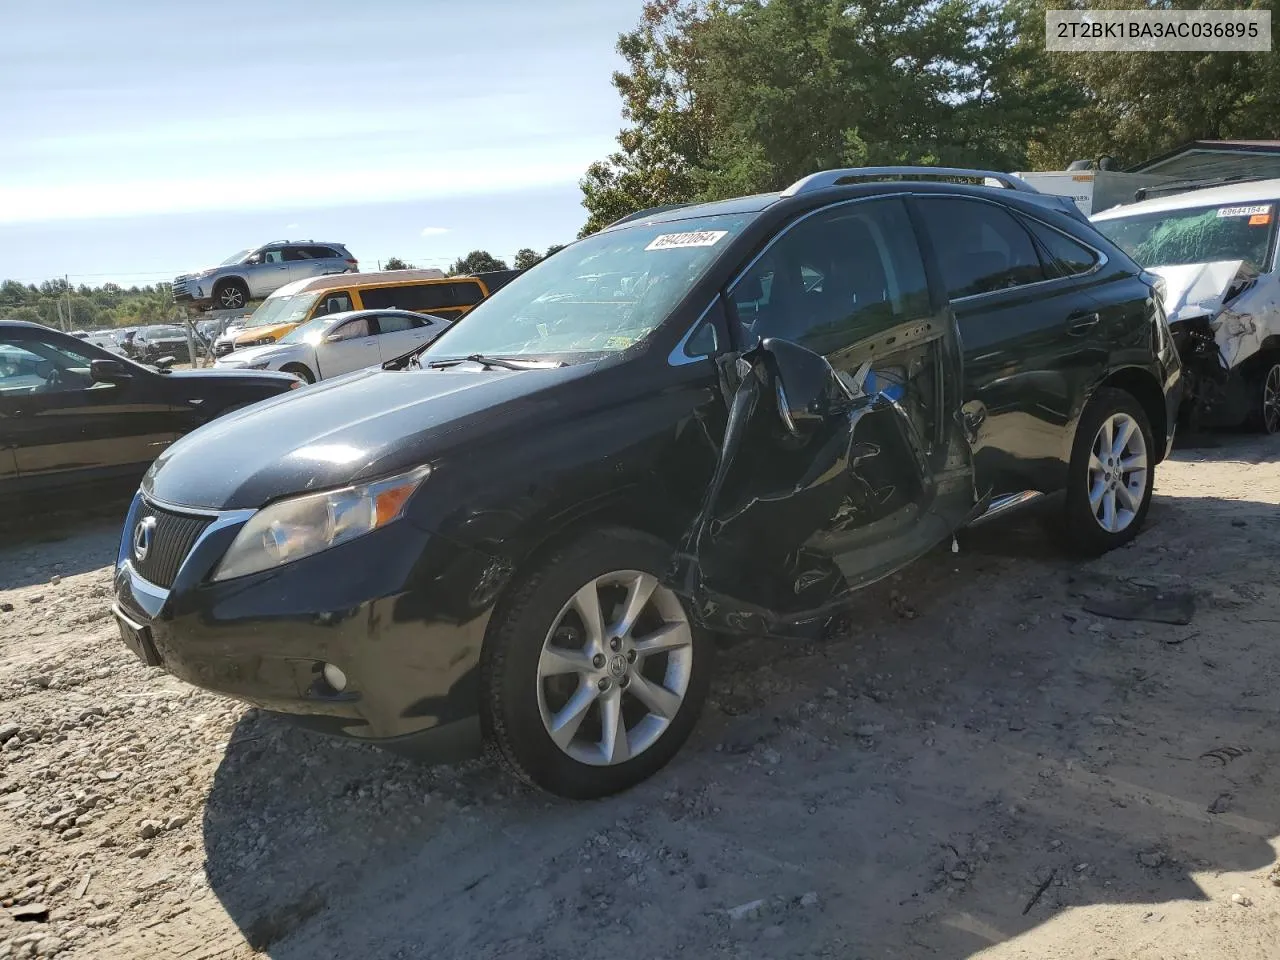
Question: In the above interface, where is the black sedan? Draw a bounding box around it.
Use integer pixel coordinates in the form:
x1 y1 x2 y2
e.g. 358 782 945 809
0 320 300 501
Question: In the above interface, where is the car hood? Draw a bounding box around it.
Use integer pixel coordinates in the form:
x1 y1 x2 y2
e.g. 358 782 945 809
143 362 597 510
1148 259 1257 325
217 342 300 365
233 322 293 344
162 367 298 384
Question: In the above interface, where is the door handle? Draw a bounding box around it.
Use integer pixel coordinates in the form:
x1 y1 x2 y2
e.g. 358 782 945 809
1067 312 1101 335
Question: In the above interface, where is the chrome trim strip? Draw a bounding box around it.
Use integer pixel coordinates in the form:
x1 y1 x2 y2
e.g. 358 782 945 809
966 490 1043 527
121 497 258 605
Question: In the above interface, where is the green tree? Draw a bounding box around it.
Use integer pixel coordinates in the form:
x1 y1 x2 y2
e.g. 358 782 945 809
544 244 567 259
579 0 1074 235
513 248 542 270
1016 0 1280 169
383 256 415 270
447 250 510 275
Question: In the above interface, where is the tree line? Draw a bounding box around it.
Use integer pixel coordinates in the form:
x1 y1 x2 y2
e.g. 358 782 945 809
382 244 568 275
577 0 1280 235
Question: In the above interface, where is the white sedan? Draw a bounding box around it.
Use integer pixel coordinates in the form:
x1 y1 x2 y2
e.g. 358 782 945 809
214 309 450 383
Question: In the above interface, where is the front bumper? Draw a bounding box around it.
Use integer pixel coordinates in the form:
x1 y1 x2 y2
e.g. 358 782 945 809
112 493 504 762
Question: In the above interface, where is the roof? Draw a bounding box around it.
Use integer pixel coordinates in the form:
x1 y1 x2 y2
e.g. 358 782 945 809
266 267 451 298
1091 177 1280 220
1131 141 1280 181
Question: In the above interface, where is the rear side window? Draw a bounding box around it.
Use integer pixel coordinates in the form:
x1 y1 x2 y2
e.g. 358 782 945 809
359 282 479 311
373 314 420 334
917 198 1046 299
283 247 313 261
1022 219 1099 277
306 246 341 259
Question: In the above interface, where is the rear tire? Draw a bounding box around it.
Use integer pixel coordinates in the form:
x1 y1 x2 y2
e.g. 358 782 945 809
281 363 315 384
1246 357 1280 434
214 279 248 311
1055 388 1154 557
481 527 712 799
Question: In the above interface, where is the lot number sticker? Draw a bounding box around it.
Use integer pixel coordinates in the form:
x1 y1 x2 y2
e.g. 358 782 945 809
1217 204 1272 218
645 230 729 251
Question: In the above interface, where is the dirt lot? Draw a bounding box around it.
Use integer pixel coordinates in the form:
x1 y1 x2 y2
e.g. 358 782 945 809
1 433 1278 959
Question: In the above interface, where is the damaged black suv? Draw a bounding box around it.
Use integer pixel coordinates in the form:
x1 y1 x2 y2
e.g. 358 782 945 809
112 167 1181 798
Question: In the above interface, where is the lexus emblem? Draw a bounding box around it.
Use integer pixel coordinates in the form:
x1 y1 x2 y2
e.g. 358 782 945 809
133 516 157 563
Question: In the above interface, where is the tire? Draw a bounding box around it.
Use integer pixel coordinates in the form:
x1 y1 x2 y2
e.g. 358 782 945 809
1246 357 1280 434
481 527 712 799
1056 387 1155 557
214 279 249 311
281 363 315 384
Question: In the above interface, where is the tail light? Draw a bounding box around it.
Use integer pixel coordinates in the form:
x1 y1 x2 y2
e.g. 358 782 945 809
345 259 358 269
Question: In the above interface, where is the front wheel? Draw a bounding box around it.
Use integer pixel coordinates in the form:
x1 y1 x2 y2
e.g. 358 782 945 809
481 528 712 799
1247 358 1280 435
214 280 248 311
1056 388 1155 557
280 363 315 384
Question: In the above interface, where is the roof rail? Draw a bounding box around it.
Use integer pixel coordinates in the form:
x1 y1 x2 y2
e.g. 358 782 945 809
780 166 1039 197
605 203 695 229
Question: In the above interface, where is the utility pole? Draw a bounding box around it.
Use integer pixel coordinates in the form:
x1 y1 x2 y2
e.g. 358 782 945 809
64 274 71 331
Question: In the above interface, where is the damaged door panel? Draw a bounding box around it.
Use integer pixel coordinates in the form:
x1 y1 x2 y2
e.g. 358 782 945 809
672 197 978 636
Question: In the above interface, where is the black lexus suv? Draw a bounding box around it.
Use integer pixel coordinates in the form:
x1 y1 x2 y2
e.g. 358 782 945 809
111 168 1182 799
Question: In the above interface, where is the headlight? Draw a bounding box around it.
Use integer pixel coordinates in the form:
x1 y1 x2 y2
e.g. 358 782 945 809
212 465 431 581
245 359 270 369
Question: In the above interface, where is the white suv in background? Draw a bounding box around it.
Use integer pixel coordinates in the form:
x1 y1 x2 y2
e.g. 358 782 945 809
172 242 358 312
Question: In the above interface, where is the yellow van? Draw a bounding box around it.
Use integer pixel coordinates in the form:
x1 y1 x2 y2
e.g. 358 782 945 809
220 268 514 355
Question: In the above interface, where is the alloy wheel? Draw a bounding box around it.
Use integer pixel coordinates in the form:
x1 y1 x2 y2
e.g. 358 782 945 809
1087 412 1147 533
219 286 245 309
536 571 693 767
1263 363 1280 435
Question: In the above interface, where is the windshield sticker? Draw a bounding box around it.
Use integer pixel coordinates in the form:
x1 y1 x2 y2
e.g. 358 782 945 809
1217 204 1272 218
1249 213 1272 226
645 230 729 251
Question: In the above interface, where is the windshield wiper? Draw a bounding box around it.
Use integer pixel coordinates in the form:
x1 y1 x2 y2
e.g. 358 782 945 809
423 354 557 370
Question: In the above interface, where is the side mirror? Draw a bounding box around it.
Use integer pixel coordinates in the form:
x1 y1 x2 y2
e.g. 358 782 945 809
90 358 133 383
759 337 839 438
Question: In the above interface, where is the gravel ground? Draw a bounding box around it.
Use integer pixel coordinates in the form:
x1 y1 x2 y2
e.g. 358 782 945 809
1 433 1279 959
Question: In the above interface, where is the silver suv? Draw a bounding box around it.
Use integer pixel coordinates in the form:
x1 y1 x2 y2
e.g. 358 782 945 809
172 242 358 311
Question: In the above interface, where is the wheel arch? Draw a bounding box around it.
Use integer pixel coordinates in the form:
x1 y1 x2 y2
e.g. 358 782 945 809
1093 366 1169 464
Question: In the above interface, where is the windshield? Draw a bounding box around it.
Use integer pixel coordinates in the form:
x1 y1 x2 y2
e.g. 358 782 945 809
279 314 339 345
1095 202 1277 270
220 249 251 266
143 325 186 338
419 214 750 361
244 291 321 328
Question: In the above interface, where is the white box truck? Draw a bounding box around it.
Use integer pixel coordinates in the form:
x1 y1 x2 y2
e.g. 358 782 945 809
1013 170 1177 216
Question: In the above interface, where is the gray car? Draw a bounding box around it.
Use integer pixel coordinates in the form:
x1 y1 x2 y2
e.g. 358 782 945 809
172 242 358 311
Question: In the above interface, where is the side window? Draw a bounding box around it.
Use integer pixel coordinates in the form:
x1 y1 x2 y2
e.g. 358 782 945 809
313 291 353 316
0 336 93 393
307 246 339 259
357 287 398 310
283 246 314 261
449 281 484 307
729 198 931 355
373 314 417 334
916 198 1046 299
329 318 370 341
1021 218 1100 278
263 248 285 264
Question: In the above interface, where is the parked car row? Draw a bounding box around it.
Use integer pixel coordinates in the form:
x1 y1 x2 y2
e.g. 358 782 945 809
109 166 1184 800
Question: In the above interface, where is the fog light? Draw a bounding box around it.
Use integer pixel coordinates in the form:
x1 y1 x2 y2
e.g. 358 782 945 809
322 663 347 692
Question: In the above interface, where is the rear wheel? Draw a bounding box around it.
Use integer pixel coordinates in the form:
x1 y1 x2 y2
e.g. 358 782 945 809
1247 358 1280 434
1056 388 1154 556
214 279 248 311
482 528 711 799
280 363 315 384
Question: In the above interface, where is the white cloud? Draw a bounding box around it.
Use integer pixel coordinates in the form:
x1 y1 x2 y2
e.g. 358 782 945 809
420 227 450 237
285 223 300 230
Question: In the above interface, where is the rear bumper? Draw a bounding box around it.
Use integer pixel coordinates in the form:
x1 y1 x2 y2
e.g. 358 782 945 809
112 495 506 764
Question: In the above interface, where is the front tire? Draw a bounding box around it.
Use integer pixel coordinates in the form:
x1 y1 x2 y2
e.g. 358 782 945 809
481 528 712 799
1057 388 1154 557
214 279 248 311
281 363 315 384
1247 358 1280 434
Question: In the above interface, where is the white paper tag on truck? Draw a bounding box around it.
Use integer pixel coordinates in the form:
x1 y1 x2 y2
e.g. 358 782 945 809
645 231 728 251
1217 205 1272 218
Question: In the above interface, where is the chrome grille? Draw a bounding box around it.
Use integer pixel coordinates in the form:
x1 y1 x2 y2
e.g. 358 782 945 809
133 503 213 588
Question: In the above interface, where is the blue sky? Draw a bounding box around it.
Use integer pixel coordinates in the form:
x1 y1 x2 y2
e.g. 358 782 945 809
0 0 643 286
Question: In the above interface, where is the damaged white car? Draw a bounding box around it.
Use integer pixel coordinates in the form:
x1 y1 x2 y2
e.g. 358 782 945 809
1093 182 1280 433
